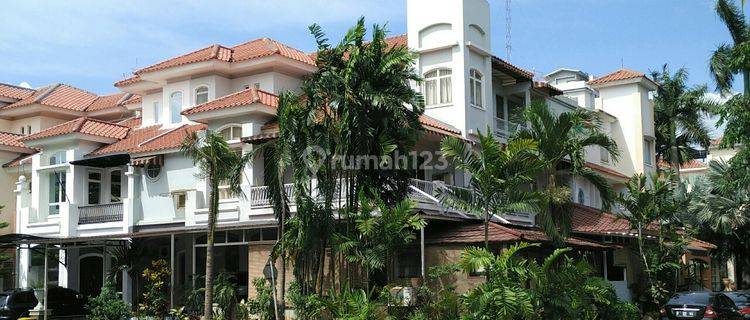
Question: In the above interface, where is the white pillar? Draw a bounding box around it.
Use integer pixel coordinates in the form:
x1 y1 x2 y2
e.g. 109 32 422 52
124 165 140 232
170 234 175 308
58 249 68 288
122 270 132 304
17 246 29 288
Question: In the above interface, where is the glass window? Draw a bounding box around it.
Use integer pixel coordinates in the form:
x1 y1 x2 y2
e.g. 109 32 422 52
110 170 122 202
600 146 610 163
495 95 506 119
469 69 483 108
424 68 452 106
245 229 261 241
195 86 209 105
88 171 101 205
261 228 278 241
145 164 161 180
20 127 24 135
48 172 66 215
49 151 66 165
396 248 421 278
643 139 653 165
170 92 183 124
219 126 242 141
153 101 161 124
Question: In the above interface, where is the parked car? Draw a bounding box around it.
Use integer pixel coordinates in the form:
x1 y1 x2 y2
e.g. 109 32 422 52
0 286 87 320
714 291 750 319
660 291 718 319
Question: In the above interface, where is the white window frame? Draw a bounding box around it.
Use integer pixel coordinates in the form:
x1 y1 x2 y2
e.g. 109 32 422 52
153 101 161 124
145 164 162 181
643 138 653 166
170 91 183 124
600 146 610 163
218 125 243 143
194 85 209 105
469 69 484 109
48 171 66 216
48 151 67 166
423 68 452 107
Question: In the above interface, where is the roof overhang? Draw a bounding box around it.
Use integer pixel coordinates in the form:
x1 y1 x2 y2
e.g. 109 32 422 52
590 77 658 91
71 153 130 168
0 104 86 120
184 102 277 123
22 133 119 147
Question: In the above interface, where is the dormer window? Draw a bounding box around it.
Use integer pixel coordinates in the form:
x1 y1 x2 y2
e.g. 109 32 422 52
195 86 209 105
170 92 183 124
469 69 483 108
424 68 452 106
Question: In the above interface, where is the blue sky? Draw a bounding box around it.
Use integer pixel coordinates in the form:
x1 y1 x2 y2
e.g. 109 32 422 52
0 0 740 101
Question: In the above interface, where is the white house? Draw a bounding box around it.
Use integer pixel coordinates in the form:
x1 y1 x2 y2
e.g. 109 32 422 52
4 0 707 306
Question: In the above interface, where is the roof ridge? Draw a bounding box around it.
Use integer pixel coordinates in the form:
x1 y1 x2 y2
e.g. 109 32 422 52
114 93 134 105
230 37 265 50
0 82 36 91
32 83 62 104
135 44 219 74
138 124 186 147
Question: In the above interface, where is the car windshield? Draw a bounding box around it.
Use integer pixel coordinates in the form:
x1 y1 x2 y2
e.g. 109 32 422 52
0 294 8 306
668 292 714 305
726 292 750 307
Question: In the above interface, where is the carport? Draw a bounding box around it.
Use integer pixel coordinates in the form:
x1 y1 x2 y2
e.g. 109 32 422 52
0 233 127 319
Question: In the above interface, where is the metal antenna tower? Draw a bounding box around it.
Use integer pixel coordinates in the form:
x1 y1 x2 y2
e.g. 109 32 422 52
505 0 512 61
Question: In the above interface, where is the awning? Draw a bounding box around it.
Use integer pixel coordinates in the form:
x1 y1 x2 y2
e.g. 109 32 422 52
70 153 130 168
131 155 163 167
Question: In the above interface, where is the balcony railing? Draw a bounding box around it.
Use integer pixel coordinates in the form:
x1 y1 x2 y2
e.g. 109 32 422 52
495 117 527 137
78 203 123 224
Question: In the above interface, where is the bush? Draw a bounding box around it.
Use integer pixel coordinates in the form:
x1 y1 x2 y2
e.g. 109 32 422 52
213 273 238 320
86 281 131 320
288 281 323 320
138 259 171 318
242 278 275 320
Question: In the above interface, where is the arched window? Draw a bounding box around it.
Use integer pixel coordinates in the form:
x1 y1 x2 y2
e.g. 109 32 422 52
219 125 243 142
577 188 585 205
469 69 483 108
170 92 183 124
424 68 452 106
195 86 209 105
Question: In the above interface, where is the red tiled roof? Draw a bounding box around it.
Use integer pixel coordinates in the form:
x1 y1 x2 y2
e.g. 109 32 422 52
383 34 408 48
117 117 142 128
688 238 717 251
492 56 534 80
420 114 462 137
0 132 36 153
588 68 656 86
534 81 563 96
20 118 129 142
4 84 98 112
88 123 206 156
710 137 723 147
426 222 610 248
2 153 34 168
585 162 628 180
86 93 133 112
571 204 639 234
122 95 141 105
0 83 35 100
122 38 314 83
182 88 278 116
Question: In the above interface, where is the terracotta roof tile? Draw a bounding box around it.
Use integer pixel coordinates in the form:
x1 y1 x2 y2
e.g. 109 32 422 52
533 81 563 96
426 222 609 248
492 56 534 80
117 117 142 128
0 132 36 153
114 75 144 87
420 114 461 136
122 95 141 105
182 88 278 116
20 118 129 142
2 153 34 168
88 123 206 156
0 83 36 100
232 38 314 65
383 34 408 48
86 93 132 112
4 84 98 112
135 44 232 74
571 204 634 234
588 68 655 86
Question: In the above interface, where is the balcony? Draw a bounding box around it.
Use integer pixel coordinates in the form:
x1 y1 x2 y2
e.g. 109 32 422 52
494 117 526 138
78 203 123 224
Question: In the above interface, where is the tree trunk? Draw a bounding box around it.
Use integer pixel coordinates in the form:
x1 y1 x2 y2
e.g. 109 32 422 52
277 167 287 318
743 69 750 96
204 172 219 320
669 122 680 182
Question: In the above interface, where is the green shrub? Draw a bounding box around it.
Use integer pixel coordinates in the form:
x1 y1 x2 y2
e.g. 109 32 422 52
138 259 171 318
86 281 131 320
242 278 275 320
213 273 238 320
288 281 323 320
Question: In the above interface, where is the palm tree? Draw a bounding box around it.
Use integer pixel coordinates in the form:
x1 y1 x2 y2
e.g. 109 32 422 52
182 131 251 320
690 160 750 289
439 129 541 249
650 65 715 178
711 0 750 95
516 101 620 243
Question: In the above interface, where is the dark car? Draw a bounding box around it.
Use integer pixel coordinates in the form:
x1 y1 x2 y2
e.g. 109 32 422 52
660 291 719 319
714 291 750 319
0 286 87 320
